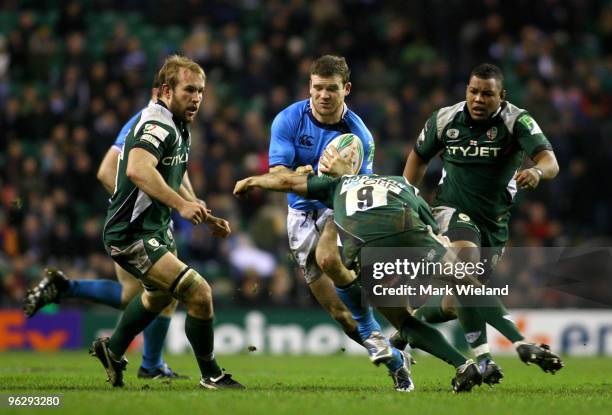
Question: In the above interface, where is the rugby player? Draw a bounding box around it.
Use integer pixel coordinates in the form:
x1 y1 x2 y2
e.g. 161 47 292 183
234 170 486 393
396 63 563 383
91 55 242 389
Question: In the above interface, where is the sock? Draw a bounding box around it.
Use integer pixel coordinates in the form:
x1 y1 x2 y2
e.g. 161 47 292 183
336 279 382 341
107 295 159 357
477 296 524 343
385 347 404 372
400 316 467 367
141 315 171 370
64 280 122 309
455 304 489 359
344 329 363 346
455 292 524 347
185 314 222 378
413 295 455 323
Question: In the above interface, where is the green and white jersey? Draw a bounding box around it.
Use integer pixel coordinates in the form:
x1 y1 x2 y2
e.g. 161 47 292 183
307 174 438 265
414 101 552 243
103 102 190 244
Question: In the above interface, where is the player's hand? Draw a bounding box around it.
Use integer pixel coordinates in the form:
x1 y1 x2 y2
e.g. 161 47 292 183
178 200 208 224
196 199 212 215
514 168 541 190
295 165 314 175
233 178 252 199
206 215 231 238
319 146 354 177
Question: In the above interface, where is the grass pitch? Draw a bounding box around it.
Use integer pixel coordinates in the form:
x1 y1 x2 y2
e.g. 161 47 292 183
1 352 611 415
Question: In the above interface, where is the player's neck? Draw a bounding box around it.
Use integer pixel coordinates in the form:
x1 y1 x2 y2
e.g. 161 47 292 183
312 107 343 125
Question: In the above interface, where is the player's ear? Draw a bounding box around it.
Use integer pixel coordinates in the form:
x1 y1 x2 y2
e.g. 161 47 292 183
344 81 352 96
162 83 171 98
500 89 507 101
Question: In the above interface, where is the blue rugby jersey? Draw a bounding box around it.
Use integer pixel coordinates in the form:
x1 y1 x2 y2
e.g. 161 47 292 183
268 99 375 211
112 109 144 151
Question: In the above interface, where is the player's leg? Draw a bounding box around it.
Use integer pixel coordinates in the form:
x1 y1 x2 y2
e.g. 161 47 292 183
114 265 183 378
143 254 243 389
287 209 361 345
23 268 123 317
315 219 388 345
314 217 403 371
365 227 482 392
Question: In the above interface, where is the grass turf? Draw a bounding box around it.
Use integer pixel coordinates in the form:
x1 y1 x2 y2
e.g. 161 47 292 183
1 352 611 415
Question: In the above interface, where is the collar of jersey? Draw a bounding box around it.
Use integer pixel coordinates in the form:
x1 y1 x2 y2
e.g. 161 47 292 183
155 100 187 131
306 99 349 131
462 101 505 128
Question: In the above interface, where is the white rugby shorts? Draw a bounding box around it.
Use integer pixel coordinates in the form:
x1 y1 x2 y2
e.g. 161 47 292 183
287 206 333 284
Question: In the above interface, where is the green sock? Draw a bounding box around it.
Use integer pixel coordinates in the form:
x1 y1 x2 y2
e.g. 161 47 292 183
455 304 489 352
400 316 467 367
413 295 455 323
108 295 159 356
478 295 524 343
185 314 222 378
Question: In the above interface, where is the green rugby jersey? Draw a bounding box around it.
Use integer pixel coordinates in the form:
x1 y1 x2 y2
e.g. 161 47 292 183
104 102 190 243
414 101 552 241
307 174 438 265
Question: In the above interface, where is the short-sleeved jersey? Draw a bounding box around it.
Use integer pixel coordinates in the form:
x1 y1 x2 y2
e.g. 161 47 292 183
103 101 190 243
414 101 552 242
307 174 437 264
112 110 143 152
269 99 375 211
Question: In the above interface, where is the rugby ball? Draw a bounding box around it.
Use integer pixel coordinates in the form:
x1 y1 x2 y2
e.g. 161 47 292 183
318 133 364 176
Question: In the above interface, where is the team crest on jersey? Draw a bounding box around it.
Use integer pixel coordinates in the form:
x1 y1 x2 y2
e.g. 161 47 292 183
486 126 498 140
458 213 471 222
148 238 160 248
446 128 459 139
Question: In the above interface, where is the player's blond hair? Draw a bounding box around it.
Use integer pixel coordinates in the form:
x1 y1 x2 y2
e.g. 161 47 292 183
157 55 206 90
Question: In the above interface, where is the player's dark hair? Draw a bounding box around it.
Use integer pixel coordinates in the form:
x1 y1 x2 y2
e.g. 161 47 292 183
310 55 350 84
470 63 504 87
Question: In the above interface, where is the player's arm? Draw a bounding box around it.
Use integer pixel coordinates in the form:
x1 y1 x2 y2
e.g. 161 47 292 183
403 113 440 186
97 147 121 194
234 170 309 198
514 113 559 189
126 148 207 224
403 150 429 186
514 149 559 189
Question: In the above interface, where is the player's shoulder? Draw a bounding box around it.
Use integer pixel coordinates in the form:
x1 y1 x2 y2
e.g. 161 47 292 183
498 101 530 134
278 99 310 119
133 103 178 141
434 101 465 137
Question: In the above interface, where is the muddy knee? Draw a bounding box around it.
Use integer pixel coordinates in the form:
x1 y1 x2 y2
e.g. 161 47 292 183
171 268 213 319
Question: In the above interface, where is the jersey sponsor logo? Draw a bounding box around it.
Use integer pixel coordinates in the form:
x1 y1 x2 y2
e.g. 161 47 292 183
447 145 502 157
518 114 543 135
139 133 160 148
143 124 170 142
161 152 189 166
486 126 498 140
297 135 314 148
446 128 459 139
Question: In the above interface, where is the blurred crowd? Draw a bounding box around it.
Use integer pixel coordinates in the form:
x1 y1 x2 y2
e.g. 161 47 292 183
1 0 610 309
